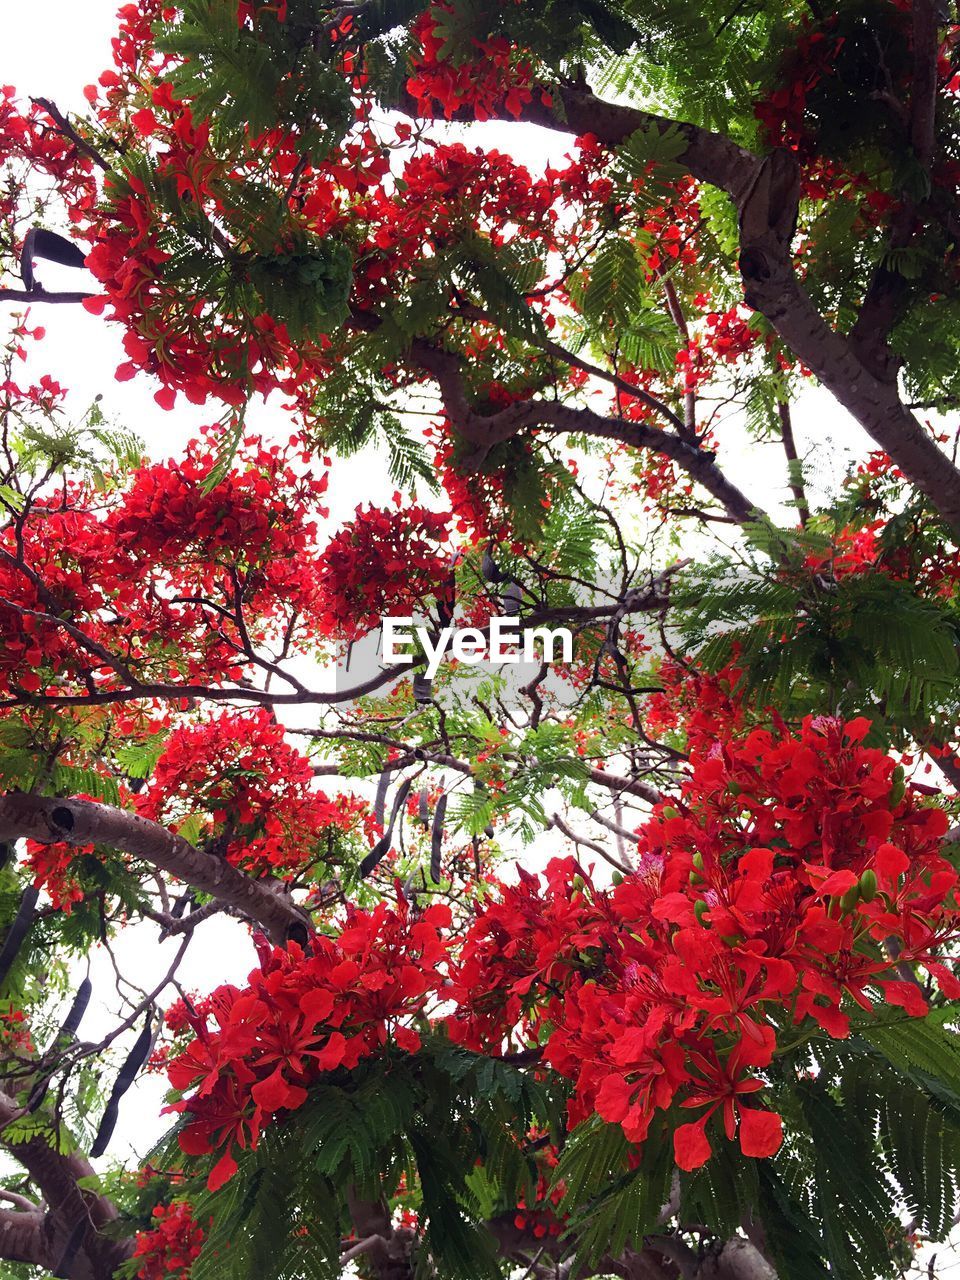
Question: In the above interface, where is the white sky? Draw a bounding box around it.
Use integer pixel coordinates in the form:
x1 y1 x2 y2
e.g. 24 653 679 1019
2 6 953 1275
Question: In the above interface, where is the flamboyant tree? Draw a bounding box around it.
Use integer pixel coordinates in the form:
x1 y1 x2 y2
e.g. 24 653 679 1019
1 1 960 1277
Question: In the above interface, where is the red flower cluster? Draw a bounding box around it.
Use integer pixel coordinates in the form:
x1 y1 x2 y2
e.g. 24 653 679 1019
674 309 760 392
25 835 94 912
132 1202 204 1280
167 901 451 1188
704 308 760 364
160 714 958 1185
432 431 511 542
0 1005 34 1055
314 503 453 639
0 89 98 219
645 659 746 755
754 26 845 154
802 523 884 578
136 710 370 876
0 432 330 699
407 3 538 121
511 1138 567 1239
106 433 330 644
352 136 615 317
447 716 958 1170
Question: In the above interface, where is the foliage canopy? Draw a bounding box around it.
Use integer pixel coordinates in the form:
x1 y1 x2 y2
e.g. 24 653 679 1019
1 0 960 1277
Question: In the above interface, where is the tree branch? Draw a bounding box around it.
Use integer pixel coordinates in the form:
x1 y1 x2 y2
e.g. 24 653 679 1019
515 86 960 538
30 98 112 173
0 1205 50 1270
777 400 809 526
910 0 940 170
0 792 309 946
587 767 663 805
0 289 93 306
409 338 762 524
647 1234 700 1280
551 811 633 875
0 1087 132 1280
846 0 938 382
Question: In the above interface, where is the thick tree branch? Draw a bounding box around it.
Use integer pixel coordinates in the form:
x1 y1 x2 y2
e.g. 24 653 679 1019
519 85 757 196
847 3 940 380
531 402 760 524
648 1235 700 1279
700 1237 778 1280
451 301 692 437
0 1205 47 1268
410 339 761 523
345 1188 415 1280
0 1087 132 1280
0 791 309 945
515 86 960 538
0 656 420 711
736 150 960 536
910 0 940 170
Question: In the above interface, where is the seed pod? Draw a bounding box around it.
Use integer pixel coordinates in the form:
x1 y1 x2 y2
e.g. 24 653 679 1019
839 885 861 914
286 919 309 949
90 1015 155 1158
412 673 433 704
171 890 195 921
858 869 878 902
503 581 523 617
418 788 430 825
59 978 92 1041
0 886 40 988
430 794 448 883
360 778 412 879
26 1073 52 1114
481 545 506 584
21 226 87 293
374 767 393 827
473 780 496 840
30 982 95 1110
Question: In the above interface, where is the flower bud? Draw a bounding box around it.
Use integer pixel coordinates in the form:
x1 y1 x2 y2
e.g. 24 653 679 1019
889 764 906 808
858 869 878 902
839 885 861 914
